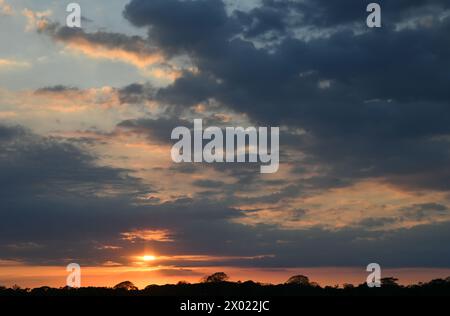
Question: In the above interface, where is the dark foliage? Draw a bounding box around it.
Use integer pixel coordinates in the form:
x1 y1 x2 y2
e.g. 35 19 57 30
1 274 450 296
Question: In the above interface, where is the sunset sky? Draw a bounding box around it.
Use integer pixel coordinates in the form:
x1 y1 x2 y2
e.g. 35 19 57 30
1 0 450 288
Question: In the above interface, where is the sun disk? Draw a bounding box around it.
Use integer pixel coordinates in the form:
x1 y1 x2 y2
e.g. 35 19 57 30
143 255 156 261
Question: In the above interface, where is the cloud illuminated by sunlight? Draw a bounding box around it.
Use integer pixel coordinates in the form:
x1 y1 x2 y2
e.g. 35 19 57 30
63 39 164 69
121 229 174 242
0 58 31 70
0 0 14 16
22 8 51 32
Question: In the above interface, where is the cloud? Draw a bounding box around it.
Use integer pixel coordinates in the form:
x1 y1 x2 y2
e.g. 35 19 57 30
35 85 79 94
192 179 226 189
117 117 191 144
2 0 450 271
0 125 25 142
2 124 450 267
3 85 122 114
0 0 13 16
121 0 450 192
37 22 163 68
400 203 449 221
232 0 450 34
0 58 31 70
121 229 174 242
22 8 52 32
355 217 399 229
118 83 155 104
291 0 450 28
0 124 145 199
123 0 234 55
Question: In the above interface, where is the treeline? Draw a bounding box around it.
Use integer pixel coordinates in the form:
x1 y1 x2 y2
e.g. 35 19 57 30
1 272 450 296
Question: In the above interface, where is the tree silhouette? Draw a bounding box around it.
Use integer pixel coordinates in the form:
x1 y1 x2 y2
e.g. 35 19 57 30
343 283 355 289
113 281 138 291
381 277 399 287
2 274 450 296
203 272 229 283
286 275 310 286
177 281 190 285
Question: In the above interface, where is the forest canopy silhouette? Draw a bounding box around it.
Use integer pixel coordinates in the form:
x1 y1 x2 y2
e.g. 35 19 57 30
1 272 450 296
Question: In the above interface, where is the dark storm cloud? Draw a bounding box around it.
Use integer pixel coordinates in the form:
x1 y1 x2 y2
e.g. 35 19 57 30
123 0 237 55
0 125 246 266
35 85 79 94
10 0 450 269
119 83 147 104
234 1 288 38
234 0 450 32
192 179 226 189
124 218 450 268
156 72 221 107
118 117 190 144
122 0 450 191
355 217 399 229
297 130 450 191
237 184 303 204
118 83 153 104
0 125 143 199
230 221 450 268
400 203 449 221
38 21 159 58
115 114 296 201
0 124 25 140
2 125 450 267
0 124 147 264
293 0 450 27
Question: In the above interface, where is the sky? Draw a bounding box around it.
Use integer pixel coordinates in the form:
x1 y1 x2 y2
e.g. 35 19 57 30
1 0 450 288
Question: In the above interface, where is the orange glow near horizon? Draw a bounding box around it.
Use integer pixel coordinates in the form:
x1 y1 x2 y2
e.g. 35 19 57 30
1 265 450 289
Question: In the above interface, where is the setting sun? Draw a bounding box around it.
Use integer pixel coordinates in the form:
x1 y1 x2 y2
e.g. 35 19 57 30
142 255 156 261
2 0 450 310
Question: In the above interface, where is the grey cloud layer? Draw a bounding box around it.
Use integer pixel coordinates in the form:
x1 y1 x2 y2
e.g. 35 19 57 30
3 0 450 268
120 0 450 191
39 21 159 57
2 124 450 267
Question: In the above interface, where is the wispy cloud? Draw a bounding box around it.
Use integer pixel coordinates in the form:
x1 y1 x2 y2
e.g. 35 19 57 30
0 58 31 70
0 0 13 16
37 21 164 69
121 229 175 242
22 8 52 32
